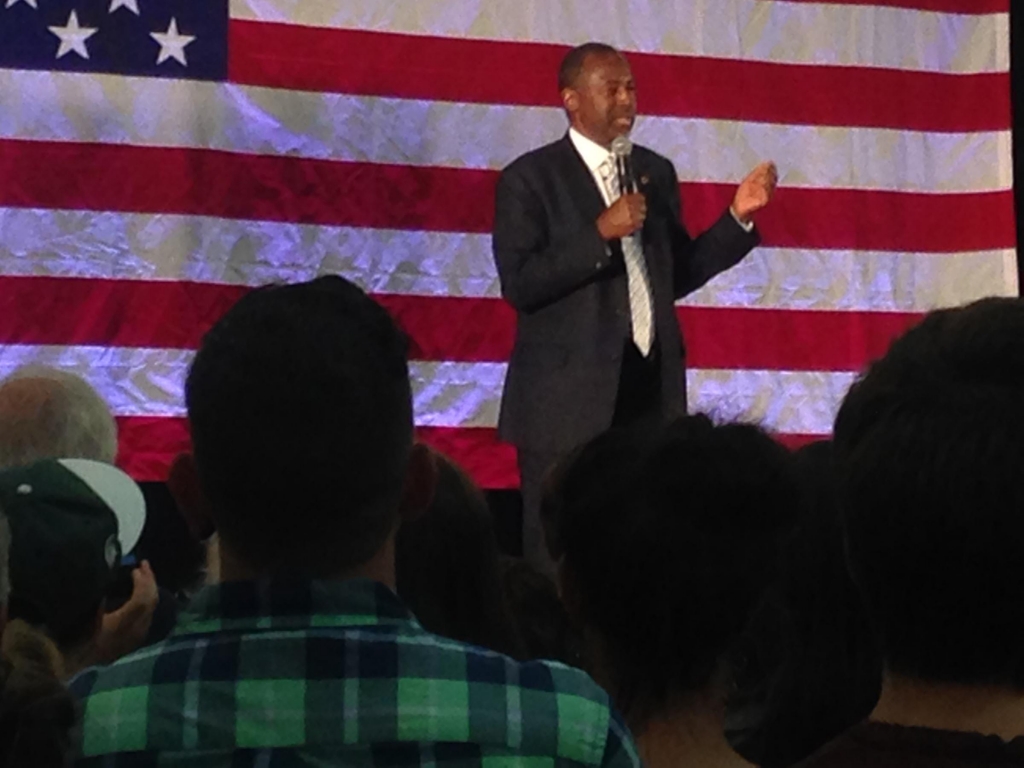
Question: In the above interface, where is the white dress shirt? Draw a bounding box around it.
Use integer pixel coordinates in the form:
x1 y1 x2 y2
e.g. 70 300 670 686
567 127 755 232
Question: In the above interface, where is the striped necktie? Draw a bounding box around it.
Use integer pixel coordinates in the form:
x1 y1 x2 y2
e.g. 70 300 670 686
601 157 654 356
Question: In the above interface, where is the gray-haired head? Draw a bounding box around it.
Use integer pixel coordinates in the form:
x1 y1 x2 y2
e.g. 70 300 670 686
0 366 118 469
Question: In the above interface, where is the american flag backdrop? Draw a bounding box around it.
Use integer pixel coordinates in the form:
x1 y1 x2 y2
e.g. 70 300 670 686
0 0 1015 487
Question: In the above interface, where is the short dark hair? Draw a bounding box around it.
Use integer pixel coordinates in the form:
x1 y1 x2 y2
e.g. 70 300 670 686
185 276 413 574
395 453 521 657
727 441 882 768
500 556 580 665
558 42 621 91
834 297 1024 687
556 415 798 726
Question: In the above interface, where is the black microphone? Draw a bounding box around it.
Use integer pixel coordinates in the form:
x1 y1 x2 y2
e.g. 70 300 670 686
611 135 637 194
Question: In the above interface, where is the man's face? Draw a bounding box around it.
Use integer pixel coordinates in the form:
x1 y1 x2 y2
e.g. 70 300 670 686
564 52 637 148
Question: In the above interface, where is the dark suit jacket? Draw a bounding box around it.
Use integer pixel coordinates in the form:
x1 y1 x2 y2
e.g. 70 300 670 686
492 134 759 453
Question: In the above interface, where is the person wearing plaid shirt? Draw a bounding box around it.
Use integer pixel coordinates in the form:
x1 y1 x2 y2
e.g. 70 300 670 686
71 577 638 766
70 276 641 768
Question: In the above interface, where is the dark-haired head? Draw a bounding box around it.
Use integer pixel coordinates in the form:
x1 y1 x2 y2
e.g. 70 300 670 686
396 452 521 657
726 440 882 767
555 415 799 728
558 42 621 91
835 296 1024 688
500 556 580 665
558 42 636 148
179 276 425 577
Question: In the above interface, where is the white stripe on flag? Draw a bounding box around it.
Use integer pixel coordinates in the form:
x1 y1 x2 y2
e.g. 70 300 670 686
0 208 1015 313
229 0 1009 75
0 70 1010 193
0 344 851 435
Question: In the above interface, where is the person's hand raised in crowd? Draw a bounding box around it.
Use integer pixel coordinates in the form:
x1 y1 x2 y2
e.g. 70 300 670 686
96 560 159 664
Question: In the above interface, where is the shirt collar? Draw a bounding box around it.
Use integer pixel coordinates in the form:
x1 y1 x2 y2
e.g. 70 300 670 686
172 577 419 637
569 127 614 173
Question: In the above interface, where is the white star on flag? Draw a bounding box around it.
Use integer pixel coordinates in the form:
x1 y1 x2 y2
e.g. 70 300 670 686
5 0 39 8
109 0 140 15
49 11 99 60
151 18 195 66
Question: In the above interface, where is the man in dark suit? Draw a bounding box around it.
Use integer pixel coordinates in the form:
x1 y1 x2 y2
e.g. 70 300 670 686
493 42 777 571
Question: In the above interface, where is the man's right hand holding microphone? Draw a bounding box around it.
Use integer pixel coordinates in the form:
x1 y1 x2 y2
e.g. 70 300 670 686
596 193 647 241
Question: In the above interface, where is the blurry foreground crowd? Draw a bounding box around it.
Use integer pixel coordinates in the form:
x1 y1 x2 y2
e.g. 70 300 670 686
0 276 1022 768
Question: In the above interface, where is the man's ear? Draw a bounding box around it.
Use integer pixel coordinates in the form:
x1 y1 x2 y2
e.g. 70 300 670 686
398 443 438 524
167 453 216 541
562 87 579 115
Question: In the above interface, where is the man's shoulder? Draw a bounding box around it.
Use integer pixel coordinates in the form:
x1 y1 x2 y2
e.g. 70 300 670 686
501 137 572 178
69 639 168 699
72 626 626 765
632 143 675 178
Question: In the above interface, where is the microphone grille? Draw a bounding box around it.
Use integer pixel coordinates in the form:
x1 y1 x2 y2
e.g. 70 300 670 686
611 135 633 157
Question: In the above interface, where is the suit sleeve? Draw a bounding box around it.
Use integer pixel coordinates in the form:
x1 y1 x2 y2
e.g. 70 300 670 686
493 163 615 313
660 161 760 300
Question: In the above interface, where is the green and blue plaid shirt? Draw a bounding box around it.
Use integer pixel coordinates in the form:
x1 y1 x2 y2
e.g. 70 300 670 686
71 578 641 768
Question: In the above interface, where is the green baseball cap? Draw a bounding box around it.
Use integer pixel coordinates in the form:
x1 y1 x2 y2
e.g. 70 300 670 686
0 459 146 638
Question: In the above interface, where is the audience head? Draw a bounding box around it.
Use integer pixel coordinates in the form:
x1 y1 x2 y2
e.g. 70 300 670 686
134 483 207 600
396 451 521 657
555 415 798 727
0 619 76 768
0 459 146 670
499 556 580 664
726 440 882 768
0 503 76 768
0 366 118 468
834 296 1024 688
175 276 434 580
0 512 8 631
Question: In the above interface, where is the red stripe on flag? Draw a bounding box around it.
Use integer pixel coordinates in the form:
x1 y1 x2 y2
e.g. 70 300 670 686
416 426 520 490
681 183 1015 253
385 295 923 372
116 416 192 482
228 22 1010 132
116 415 823 488
0 140 1014 252
776 433 832 451
0 276 922 372
0 140 495 235
116 416 520 486
677 305 922 371
769 0 1006 13
117 415 521 487
0 276 249 350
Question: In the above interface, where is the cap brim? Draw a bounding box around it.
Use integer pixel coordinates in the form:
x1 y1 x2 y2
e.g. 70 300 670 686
57 459 146 553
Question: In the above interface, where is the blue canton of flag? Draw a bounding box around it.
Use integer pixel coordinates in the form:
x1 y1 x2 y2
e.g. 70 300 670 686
0 0 227 80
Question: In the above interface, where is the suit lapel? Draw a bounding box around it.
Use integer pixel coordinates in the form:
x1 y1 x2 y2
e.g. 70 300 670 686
631 151 656 249
556 134 607 224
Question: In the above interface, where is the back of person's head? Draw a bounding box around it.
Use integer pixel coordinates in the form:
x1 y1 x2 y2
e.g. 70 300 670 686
0 365 117 468
0 509 75 767
499 556 580 665
396 453 522 657
834 296 1024 688
0 511 9 628
556 415 799 727
0 619 76 768
185 276 415 576
0 459 147 670
726 440 882 768
134 483 206 599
